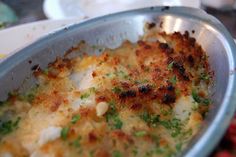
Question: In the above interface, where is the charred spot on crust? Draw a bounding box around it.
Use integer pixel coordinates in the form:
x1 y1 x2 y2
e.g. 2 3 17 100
189 37 196 46
166 48 174 54
138 85 151 94
119 90 136 99
61 58 72 69
162 93 176 104
138 41 152 50
120 82 130 89
88 132 97 143
150 94 158 100
147 22 156 29
159 43 168 49
111 130 134 143
159 43 173 54
173 62 189 81
64 45 81 57
188 55 194 67
48 58 72 70
166 84 175 91
96 96 107 103
184 31 196 46
92 71 97 77
158 85 176 104
182 75 190 81
144 45 152 49
184 31 189 38
137 40 145 46
130 103 142 110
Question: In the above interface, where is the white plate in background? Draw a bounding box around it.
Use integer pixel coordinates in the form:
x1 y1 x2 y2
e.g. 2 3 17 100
0 18 82 58
43 0 201 19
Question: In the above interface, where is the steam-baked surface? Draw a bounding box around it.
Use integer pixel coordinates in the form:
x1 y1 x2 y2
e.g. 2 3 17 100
0 31 211 157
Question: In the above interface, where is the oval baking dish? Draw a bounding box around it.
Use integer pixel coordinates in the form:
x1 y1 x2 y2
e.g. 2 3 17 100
0 7 236 157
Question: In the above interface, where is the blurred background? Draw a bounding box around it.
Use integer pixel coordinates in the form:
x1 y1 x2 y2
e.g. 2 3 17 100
0 0 236 37
0 0 236 156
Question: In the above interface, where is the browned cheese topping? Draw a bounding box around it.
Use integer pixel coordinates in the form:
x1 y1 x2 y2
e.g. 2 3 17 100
0 30 212 157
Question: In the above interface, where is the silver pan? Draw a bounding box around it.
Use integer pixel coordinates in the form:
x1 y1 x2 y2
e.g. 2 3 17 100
0 6 236 157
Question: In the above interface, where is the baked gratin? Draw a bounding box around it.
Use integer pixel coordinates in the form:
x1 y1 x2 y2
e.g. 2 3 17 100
0 31 212 157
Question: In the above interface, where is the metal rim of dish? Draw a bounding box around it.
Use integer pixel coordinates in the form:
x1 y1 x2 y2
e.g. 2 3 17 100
0 6 235 157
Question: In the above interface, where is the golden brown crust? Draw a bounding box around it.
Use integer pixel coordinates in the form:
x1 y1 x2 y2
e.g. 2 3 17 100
0 31 212 157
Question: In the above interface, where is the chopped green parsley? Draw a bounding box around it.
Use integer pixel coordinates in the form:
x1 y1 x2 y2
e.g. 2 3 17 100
105 101 123 129
113 116 123 129
112 87 122 94
175 143 183 152
134 130 147 137
169 75 177 85
167 61 174 70
80 93 90 99
72 135 81 147
112 150 122 157
192 89 210 105
160 118 182 138
140 112 159 127
71 114 81 124
0 117 21 135
61 127 70 140
200 72 210 81
132 148 138 156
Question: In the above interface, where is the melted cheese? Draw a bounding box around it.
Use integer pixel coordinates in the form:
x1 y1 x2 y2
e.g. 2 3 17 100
0 31 211 157
38 126 62 146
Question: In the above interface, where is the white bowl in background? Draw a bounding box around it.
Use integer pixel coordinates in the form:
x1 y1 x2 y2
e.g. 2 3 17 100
43 0 201 19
